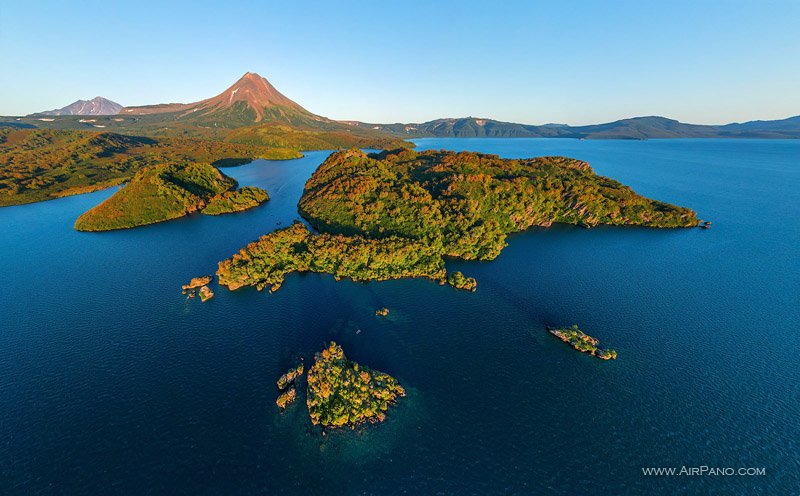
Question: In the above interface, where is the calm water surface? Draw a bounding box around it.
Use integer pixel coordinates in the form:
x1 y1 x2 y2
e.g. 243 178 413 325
1 139 798 495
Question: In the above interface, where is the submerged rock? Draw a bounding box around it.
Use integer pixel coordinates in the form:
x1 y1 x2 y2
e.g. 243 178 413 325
547 325 617 360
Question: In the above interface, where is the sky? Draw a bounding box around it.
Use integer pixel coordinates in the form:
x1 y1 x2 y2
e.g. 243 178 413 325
1 0 799 125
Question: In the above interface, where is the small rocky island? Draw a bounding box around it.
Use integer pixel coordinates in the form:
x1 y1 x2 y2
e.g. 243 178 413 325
276 362 304 410
306 342 405 428
548 325 618 360
217 149 698 294
182 276 212 291
198 286 214 302
276 388 296 410
277 363 304 390
375 307 390 317
182 276 214 302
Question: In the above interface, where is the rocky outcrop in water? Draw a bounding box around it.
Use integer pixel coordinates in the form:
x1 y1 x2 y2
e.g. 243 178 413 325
182 275 212 292
447 271 477 292
183 276 214 302
548 325 618 360
277 363 304 390
198 286 214 302
276 388 297 410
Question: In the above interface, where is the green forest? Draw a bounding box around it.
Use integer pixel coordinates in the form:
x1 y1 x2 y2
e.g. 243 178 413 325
74 162 269 231
0 126 408 207
218 148 698 292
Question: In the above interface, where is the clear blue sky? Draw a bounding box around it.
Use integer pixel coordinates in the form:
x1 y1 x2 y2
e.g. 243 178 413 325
1 0 798 124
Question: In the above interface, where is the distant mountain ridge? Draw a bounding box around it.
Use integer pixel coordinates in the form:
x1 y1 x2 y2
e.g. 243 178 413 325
6 72 799 139
719 115 800 133
34 97 122 116
357 115 800 139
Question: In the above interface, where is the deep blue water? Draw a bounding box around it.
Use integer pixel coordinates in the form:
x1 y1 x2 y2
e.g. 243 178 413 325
1 139 798 495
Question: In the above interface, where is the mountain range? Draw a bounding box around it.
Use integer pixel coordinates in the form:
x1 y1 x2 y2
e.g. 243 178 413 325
361 115 800 139
8 73 800 139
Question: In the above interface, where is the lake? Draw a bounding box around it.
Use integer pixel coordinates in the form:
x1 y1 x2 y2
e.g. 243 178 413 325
1 138 798 494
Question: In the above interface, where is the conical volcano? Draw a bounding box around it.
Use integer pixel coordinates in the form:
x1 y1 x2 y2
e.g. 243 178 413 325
121 72 322 127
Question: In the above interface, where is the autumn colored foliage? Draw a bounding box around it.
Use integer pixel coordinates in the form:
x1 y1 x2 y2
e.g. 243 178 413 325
218 148 697 292
306 342 405 428
74 161 269 231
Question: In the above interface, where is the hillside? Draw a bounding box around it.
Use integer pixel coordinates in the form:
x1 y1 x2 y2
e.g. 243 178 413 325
0 128 296 207
719 115 800 137
570 117 720 139
74 162 269 231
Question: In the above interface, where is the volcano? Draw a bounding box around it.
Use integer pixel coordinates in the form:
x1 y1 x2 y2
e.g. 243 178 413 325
34 97 123 116
121 72 322 127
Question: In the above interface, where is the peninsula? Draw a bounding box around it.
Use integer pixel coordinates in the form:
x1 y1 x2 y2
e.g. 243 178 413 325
74 162 269 231
217 148 698 291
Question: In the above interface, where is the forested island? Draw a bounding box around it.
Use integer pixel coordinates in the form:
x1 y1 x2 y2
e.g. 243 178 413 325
74 161 269 231
306 342 405 428
548 325 618 360
271 344 404 428
217 148 698 291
